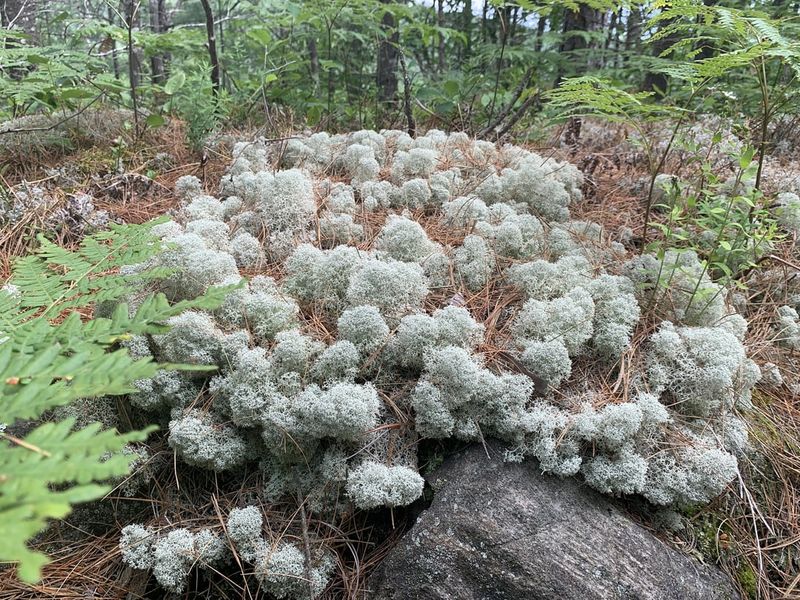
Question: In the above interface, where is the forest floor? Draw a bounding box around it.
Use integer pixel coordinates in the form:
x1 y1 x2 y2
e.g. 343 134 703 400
1 115 798 599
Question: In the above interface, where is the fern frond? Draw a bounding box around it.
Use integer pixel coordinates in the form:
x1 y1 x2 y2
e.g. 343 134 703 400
0 218 236 582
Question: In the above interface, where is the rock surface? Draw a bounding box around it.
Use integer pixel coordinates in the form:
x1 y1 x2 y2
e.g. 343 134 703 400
369 442 740 600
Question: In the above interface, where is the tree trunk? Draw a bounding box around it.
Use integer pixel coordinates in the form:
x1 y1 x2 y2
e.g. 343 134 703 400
624 6 642 59
480 0 488 43
642 23 677 98
399 50 415 137
1 0 38 82
534 13 546 52
461 0 472 61
437 0 446 74
107 4 120 80
121 0 143 88
694 0 717 60
508 6 520 44
217 0 225 89
377 0 399 107
561 5 600 55
308 35 320 96
558 4 600 79
148 0 165 84
199 0 221 97
123 0 140 134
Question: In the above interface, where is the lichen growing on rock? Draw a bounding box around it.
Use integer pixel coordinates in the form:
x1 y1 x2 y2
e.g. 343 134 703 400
117 129 759 596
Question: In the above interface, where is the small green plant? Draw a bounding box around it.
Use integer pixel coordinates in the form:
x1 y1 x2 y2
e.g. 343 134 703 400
0 218 237 582
650 147 784 288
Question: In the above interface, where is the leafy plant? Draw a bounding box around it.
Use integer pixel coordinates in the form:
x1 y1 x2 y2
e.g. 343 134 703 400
650 0 800 188
651 146 784 289
0 218 238 582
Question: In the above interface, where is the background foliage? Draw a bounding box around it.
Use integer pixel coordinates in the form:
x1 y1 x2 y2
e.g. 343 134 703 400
1 0 798 145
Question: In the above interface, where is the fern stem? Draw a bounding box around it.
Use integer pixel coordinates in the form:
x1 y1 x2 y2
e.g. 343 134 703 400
1 432 52 457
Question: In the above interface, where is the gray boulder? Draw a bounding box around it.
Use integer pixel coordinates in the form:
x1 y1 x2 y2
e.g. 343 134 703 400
369 442 740 600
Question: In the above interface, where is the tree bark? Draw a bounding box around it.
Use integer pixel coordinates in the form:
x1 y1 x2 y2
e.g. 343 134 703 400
624 6 642 59
604 11 618 51
398 50 415 137
124 0 141 135
148 0 165 84
461 0 472 61
534 12 546 53
437 0 446 74
199 0 221 98
557 4 600 81
308 35 320 96
1 0 38 82
480 0 488 43
642 24 677 98
377 0 399 107
560 4 600 58
107 4 120 80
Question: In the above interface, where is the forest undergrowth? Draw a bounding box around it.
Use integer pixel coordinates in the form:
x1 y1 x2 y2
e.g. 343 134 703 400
0 112 798 599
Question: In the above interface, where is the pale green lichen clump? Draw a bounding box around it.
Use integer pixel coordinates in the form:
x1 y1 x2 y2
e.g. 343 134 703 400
118 130 760 596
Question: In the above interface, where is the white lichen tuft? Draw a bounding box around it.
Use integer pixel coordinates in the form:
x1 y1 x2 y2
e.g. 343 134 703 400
337 305 390 354
345 258 429 325
227 506 265 561
775 192 800 235
646 323 758 416
775 305 800 350
168 409 249 471
375 215 437 262
254 543 335 600
121 526 227 594
454 234 495 291
346 461 425 509
512 287 595 356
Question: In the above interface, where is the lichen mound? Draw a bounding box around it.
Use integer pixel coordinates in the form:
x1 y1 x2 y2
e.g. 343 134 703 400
120 130 758 596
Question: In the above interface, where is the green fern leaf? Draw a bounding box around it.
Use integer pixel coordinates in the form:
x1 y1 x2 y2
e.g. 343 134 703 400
0 218 235 582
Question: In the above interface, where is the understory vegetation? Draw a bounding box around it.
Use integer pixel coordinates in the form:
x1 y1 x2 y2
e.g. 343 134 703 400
1 0 799 599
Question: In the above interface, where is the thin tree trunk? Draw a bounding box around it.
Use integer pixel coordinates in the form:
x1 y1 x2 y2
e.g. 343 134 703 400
487 7 509 124
217 0 225 89
1 0 37 36
624 6 642 60
326 21 334 115
148 0 165 84
399 50 415 137
125 0 140 135
560 4 600 74
2 0 38 81
308 35 320 96
534 13 546 53
377 0 399 108
480 0 488 42
508 6 520 43
199 0 221 97
694 0 717 60
601 11 617 68
437 0 446 74
642 23 677 98
158 0 171 74
461 0 472 61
